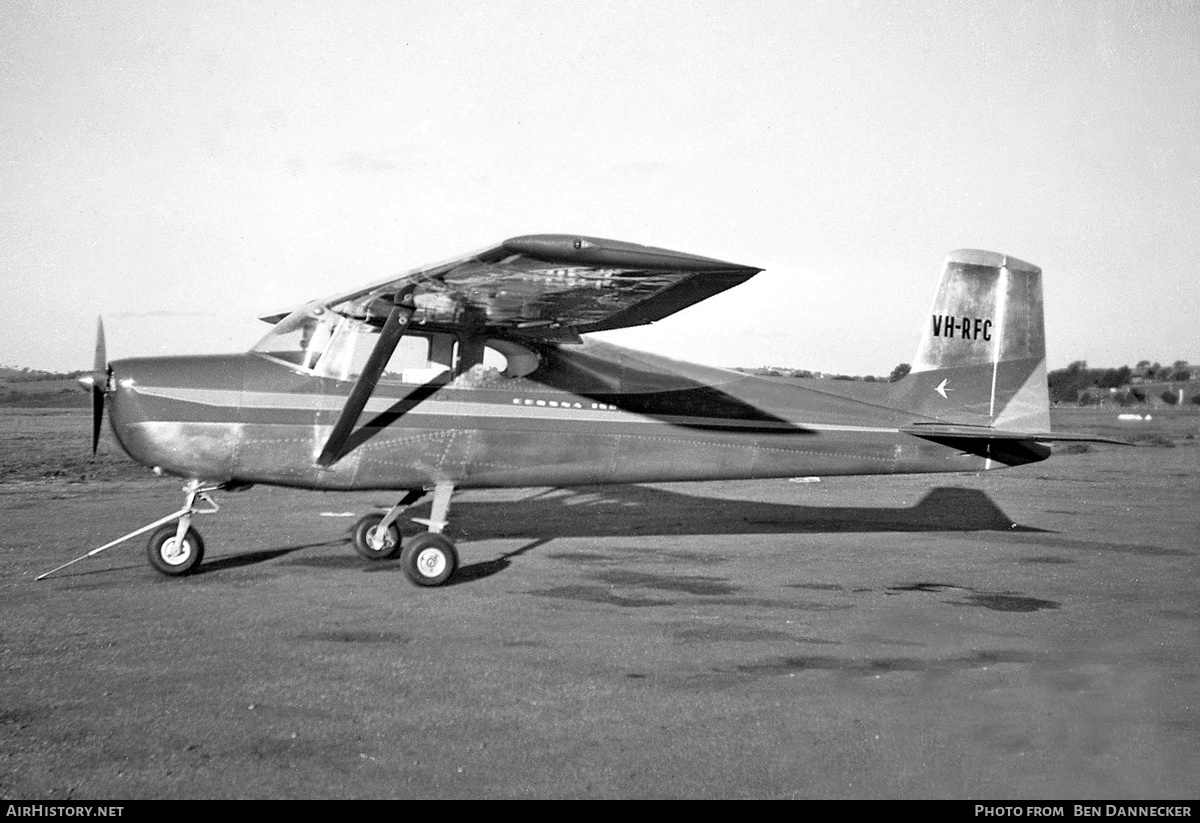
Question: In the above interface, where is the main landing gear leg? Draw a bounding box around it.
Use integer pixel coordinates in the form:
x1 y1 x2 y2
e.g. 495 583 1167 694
351 489 424 561
401 481 458 587
37 480 221 580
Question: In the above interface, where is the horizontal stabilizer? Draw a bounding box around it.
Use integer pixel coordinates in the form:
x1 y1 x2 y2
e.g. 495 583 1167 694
901 423 1130 468
902 423 1131 445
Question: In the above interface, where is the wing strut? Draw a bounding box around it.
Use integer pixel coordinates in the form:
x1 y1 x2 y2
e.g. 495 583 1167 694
316 287 416 468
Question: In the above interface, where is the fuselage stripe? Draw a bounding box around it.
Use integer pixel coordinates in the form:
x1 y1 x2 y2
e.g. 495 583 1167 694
132 385 902 435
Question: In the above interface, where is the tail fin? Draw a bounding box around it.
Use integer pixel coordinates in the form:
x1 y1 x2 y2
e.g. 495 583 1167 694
896 249 1049 432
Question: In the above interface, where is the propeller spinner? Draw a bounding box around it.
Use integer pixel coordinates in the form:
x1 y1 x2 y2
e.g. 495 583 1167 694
76 317 111 454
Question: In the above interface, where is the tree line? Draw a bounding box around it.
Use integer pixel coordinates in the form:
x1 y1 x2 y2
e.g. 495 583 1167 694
736 360 1196 407
1048 360 1196 405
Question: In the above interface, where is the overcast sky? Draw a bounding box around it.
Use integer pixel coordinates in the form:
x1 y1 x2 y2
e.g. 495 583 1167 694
3 0 1197 375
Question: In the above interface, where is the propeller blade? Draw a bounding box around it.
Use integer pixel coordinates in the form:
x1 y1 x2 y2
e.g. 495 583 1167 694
91 381 105 454
90 317 108 455
316 291 416 468
94 317 106 375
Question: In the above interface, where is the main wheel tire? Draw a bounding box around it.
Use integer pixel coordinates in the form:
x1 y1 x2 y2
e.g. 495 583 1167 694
352 513 402 560
400 533 458 587
146 524 205 576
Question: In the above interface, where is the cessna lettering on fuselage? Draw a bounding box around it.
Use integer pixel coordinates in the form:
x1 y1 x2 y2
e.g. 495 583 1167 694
43 236 1120 586
932 314 992 341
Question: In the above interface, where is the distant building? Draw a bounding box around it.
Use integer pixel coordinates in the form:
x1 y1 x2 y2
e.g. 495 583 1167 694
1079 382 1197 407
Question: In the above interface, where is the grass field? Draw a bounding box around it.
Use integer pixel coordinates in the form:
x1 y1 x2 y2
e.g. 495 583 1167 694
0 408 146 484
1050 406 1199 444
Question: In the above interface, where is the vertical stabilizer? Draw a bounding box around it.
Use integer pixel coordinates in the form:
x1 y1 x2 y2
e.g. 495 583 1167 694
897 249 1049 432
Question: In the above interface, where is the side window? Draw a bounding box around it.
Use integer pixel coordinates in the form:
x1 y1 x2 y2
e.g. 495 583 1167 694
314 318 373 380
307 326 539 387
310 319 455 384
381 333 455 384
449 340 539 388
382 336 433 379
486 339 539 378
482 346 507 372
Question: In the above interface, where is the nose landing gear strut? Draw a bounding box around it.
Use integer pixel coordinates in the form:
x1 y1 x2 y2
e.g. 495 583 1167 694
37 480 221 581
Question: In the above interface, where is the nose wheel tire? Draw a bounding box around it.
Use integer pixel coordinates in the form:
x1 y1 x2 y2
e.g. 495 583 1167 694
400 533 458 587
146 524 205 576
352 514 403 560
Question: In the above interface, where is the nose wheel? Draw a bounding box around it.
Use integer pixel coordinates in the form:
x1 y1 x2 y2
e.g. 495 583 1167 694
146 524 205 576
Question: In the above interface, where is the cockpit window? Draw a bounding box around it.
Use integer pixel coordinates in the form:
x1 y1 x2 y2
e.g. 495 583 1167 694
252 306 452 383
251 304 337 369
252 306 541 385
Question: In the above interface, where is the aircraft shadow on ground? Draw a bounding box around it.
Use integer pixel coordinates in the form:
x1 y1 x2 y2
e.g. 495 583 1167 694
197 539 349 575
447 484 1048 540
41 487 1039 582
434 485 1046 585
193 485 1044 581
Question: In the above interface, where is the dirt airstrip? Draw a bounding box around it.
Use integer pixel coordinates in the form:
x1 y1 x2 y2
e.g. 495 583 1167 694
1 408 1197 799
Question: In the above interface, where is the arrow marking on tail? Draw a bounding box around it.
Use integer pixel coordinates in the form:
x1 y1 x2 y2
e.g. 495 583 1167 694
934 379 951 399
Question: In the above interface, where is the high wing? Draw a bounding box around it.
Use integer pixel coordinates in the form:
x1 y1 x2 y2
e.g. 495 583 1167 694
262 234 762 336
266 235 760 468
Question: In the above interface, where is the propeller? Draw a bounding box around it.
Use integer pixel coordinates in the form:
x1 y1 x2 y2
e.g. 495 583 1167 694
76 317 110 454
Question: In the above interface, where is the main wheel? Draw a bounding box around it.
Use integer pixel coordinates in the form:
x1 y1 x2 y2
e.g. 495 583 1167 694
352 513 402 560
400 533 458 587
146 524 205 576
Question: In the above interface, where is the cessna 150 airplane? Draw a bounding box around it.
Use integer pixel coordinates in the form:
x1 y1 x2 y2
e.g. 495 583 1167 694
42 234 1114 585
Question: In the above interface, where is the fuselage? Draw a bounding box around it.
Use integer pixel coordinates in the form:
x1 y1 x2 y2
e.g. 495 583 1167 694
105 335 1044 491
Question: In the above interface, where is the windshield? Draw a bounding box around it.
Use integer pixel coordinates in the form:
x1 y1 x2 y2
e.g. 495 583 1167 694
252 304 338 370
